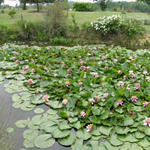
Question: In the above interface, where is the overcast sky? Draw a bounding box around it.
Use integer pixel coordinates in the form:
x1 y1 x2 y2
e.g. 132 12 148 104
4 0 136 6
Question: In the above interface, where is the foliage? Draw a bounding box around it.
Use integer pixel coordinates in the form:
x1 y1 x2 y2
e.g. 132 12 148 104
8 9 16 18
72 2 94 11
99 0 107 11
44 2 67 37
1 44 150 150
91 15 145 37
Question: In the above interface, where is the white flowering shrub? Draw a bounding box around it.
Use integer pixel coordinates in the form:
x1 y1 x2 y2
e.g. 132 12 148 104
91 15 123 35
91 15 144 37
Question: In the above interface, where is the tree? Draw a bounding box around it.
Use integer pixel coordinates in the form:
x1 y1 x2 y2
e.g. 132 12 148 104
0 0 4 6
20 0 27 10
139 0 150 4
99 0 107 11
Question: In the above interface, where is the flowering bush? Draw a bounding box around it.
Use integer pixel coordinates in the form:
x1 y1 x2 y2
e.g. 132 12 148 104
1 44 150 149
91 15 145 37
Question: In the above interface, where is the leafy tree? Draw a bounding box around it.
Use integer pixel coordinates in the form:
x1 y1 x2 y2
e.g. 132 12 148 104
139 0 150 4
99 0 107 11
0 0 4 6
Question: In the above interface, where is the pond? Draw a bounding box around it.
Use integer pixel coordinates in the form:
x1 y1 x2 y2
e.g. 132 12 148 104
0 80 71 150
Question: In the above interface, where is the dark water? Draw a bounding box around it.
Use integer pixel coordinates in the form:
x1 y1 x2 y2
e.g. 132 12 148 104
0 81 71 150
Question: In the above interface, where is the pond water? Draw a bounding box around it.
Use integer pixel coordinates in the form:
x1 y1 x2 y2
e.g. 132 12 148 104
0 81 71 150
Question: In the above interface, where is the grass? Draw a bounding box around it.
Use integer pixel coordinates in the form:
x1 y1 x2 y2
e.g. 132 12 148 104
1 8 150 31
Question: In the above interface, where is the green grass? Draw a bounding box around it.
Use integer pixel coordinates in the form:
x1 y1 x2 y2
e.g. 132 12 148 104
0 8 150 31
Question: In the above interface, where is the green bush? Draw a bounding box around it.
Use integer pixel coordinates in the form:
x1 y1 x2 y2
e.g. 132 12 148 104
8 9 16 18
72 2 94 11
99 0 107 11
44 2 67 37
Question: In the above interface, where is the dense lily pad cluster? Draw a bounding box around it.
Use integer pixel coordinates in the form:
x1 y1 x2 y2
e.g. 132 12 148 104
1 44 150 150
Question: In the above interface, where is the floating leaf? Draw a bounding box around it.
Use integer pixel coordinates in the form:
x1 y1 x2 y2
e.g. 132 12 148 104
34 108 44 114
52 128 70 138
15 120 27 128
34 134 55 148
99 126 112 136
76 129 91 140
6 127 14 133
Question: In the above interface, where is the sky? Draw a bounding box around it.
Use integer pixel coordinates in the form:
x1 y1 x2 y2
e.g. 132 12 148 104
4 0 136 6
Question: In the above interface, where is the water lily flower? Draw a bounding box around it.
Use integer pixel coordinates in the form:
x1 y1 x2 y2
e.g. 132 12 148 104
62 99 68 105
94 96 100 100
103 93 109 98
143 101 149 107
65 81 70 86
129 71 135 78
143 70 148 75
89 98 95 105
67 69 71 73
113 59 118 62
86 124 93 132
128 110 134 115
79 82 83 86
37 75 40 79
123 75 127 79
32 69 36 73
144 118 150 126
146 77 150 81
80 111 86 117
28 79 33 84
135 83 140 89
118 70 122 74
22 66 29 71
16 60 19 63
117 81 124 86
54 73 58 77
117 99 123 105
131 96 138 102
43 95 49 102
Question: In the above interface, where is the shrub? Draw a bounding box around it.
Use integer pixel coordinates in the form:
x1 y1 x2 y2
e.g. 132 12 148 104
72 2 94 11
1 9 5 13
44 2 67 37
8 9 16 18
91 15 145 38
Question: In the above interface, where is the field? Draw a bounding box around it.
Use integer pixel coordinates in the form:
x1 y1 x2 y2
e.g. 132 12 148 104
1 8 150 31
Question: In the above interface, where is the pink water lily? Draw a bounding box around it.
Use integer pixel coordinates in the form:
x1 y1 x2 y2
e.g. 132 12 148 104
28 79 33 84
67 69 71 73
62 99 68 105
43 95 49 102
89 98 95 105
80 111 86 117
37 75 40 79
65 81 70 86
117 99 123 105
23 66 29 71
143 101 149 107
118 70 122 74
103 93 109 98
146 77 150 81
94 96 100 100
86 124 93 132
117 81 124 86
131 96 138 102
16 60 19 63
113 59 118 62
129 71 135 78
135 83 140 89
144 118 150 126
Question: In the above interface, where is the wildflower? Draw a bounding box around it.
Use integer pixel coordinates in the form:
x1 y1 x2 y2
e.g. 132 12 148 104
143 101 149 107
131 96 138 102
123 75 127 79
103 93 109 98
65 81 70 86
86 124 93 132
117 99 123 105
144 118 150 126
43 95 49 102
117 81 124 86
89 98 95 105
62 99 68 105
135 83 140 89
80 111 86 117
28 79 33 84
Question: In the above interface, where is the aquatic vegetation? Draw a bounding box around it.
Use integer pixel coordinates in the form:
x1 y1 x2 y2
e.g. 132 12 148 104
0 44 150 149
